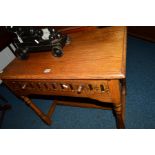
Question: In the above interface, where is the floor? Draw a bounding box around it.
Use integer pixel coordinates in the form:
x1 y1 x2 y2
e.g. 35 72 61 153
1 36 155 129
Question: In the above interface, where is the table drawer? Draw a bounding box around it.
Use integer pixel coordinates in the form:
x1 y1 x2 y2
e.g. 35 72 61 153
4 79 112 102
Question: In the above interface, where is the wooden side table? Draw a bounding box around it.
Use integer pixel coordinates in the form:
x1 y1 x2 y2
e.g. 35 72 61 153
0 26 127 128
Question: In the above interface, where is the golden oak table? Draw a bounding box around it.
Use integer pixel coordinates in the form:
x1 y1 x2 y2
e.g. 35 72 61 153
0 26 127 128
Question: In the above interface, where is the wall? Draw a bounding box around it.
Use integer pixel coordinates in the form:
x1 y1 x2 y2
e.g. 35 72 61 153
0 45 15 84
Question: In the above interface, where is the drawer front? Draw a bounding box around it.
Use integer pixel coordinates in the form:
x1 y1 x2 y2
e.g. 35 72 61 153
4 79 112 102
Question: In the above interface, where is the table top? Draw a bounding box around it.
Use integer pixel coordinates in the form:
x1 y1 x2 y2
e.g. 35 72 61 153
1 26 127 80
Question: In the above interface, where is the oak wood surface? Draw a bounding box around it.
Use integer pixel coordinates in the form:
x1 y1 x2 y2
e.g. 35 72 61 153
58 26 96 34
1 26 127 80
4 79 112 103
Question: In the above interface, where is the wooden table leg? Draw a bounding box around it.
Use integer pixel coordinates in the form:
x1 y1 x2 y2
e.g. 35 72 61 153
20 96 53 125
113 104 125 129
109 80 125 129
121 79 126 122
47 100 57 117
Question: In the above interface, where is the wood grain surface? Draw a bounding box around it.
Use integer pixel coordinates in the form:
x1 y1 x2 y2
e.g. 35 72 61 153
1 26 127 80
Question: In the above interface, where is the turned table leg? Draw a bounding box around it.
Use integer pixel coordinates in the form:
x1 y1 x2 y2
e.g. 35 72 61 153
109 80 125 129
113 104 125 129
20 96 53 125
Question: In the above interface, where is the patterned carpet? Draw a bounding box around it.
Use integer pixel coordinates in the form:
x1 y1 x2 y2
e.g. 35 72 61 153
1 36 155 129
